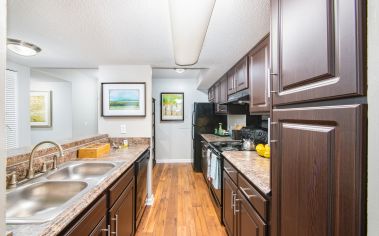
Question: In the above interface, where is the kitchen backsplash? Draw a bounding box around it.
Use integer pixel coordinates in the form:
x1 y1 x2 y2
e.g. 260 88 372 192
6 135 150 187
227 114 269 131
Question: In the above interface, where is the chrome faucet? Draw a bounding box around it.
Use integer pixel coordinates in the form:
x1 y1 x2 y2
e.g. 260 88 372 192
27 141 64 179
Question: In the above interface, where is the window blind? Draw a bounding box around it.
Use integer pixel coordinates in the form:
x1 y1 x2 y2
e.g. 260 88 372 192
5 70 18 149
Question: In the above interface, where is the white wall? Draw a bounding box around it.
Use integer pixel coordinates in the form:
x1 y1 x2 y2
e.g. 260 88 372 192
57 72 98 138
5 61 31 147
0 0 6 233
152 78 208 162
98 65 152 137
367 0 379 234
30 71 73 144
98 65 153 203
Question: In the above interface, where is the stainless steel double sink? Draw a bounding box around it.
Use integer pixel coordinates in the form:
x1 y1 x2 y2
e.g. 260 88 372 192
6 160 124 224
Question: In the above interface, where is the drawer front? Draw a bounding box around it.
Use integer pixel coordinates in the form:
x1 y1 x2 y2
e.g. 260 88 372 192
238 174 268 221
109 166 134 207
224 159 238 185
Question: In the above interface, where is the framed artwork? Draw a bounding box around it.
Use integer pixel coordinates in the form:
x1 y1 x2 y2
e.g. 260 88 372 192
160 92 184 121
101 82 146 117
30 91 52 127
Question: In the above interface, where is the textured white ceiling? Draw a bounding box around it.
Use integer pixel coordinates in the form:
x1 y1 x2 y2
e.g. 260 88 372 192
7 0 270 89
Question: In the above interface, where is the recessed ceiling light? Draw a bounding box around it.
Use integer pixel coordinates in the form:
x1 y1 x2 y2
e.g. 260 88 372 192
175 68 186 74
168 0 216 66
7 38 41 56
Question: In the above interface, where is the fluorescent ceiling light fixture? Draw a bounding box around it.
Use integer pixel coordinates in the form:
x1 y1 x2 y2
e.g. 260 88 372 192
7 38 41 56
168 0 216 66
175 68 186 73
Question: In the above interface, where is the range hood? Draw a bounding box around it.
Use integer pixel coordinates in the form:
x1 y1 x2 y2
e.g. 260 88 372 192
223 89 250 105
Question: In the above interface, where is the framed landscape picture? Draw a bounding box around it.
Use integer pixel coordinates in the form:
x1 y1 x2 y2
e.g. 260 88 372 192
160 92 184 121
101 82 146 117
30 91 52 127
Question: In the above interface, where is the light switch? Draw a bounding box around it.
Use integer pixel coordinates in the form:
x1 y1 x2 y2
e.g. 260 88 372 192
120 124 127 134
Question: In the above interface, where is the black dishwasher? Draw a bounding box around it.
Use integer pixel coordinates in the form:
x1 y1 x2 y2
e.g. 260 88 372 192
135 150 150 227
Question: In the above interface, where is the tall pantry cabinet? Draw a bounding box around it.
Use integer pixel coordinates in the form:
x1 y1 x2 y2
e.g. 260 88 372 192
270 0 366 236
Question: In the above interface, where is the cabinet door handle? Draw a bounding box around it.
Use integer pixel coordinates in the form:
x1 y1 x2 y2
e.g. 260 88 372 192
111 214 118 235
270 140 279 143
231 191 235 209
240 187 257 199
224 167 236 175
233 197 240 215
101 224 111 236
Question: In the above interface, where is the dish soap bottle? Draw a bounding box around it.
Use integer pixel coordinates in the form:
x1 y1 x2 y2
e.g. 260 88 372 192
218 123 223 135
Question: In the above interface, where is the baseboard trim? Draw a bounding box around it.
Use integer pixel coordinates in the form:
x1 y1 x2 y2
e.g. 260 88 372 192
156 159 192 163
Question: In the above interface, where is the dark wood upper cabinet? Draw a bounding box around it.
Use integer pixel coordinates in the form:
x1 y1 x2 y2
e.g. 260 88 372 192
271 105 366 236
249 36 270 113
208 86 215 102
214 82 221 103
227 69 236 95
271 0 365 105
220 76 228 103
235 57 249 91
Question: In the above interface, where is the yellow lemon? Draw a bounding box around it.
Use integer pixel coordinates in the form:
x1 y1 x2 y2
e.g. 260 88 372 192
256 144 265 157
264 146 270 158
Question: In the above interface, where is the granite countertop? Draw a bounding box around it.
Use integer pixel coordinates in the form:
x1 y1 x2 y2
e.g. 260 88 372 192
222 151 270 196
7 144 149 236
200 134 234 143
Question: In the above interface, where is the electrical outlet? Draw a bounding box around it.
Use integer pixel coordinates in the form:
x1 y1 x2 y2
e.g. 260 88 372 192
120 124 127 134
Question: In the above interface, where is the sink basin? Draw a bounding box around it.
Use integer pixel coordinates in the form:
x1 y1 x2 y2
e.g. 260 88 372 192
47 162 116 181
6 181 87 223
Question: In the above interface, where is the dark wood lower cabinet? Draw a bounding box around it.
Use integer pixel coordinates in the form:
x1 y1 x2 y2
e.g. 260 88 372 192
223 160 269 236
271 105 366 236
223 171 237 236
236 191 267 236
61 165 138 236
109 178 135 236
89 216 107 236
62 195 107 236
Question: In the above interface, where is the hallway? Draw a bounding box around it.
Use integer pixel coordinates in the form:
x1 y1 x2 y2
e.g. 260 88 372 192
136 164 227 236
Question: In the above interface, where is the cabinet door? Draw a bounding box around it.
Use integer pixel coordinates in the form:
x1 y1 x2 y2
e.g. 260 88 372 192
215 82 221 103
223 171 237 236
236 191 267 236
271 105 366 236
227 69 236 95
89 216 107 236
109 179 135 236
271 0 365 105
249 36 270 113
220 76 228 103
235 57 249 92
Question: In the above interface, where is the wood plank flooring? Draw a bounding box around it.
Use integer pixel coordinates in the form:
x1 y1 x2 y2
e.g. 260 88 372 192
136 164 227 236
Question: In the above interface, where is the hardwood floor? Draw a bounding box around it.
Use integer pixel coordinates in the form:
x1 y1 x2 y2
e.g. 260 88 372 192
136 164 227 236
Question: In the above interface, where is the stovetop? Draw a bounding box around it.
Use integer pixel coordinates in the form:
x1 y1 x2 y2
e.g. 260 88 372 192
209 141 243 153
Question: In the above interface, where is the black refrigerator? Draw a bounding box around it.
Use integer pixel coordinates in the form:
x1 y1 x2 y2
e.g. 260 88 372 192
191 103 227 172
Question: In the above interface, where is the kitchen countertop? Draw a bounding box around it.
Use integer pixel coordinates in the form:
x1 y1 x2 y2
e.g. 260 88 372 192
222 151 270 196
7 144 149 236
200 134 234 142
